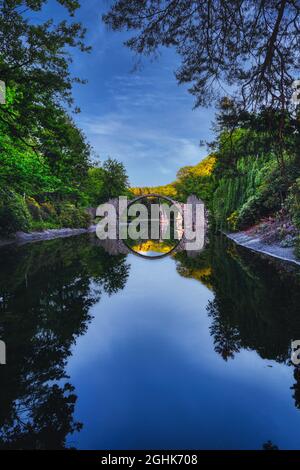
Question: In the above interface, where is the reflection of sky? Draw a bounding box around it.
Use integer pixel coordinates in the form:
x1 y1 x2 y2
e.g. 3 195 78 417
44 1 215 186
66 255 298 450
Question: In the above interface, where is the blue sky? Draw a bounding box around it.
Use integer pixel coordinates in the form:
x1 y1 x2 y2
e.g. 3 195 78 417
50 0 215 187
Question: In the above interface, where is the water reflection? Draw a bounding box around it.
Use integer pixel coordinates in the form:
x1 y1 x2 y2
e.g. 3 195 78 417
175 237 300 361
124 194 184 258
92 233 206 259
0 237 129 449
0 234 299 448
175 236 300 411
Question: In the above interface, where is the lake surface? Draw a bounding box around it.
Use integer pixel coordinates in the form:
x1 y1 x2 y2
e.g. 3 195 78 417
0 233 300 450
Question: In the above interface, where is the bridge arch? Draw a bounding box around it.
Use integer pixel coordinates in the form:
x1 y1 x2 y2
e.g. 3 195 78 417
127 193 183 209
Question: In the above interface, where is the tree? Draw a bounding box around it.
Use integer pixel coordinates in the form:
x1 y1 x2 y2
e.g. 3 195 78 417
0 0 90 148
84 166 105 207
210 97 300 185
100 158 130 202
84 159 130 205
103 1 300 111
0 85 91 199
174 155 216 203
37 102 91 195
0 0 89 104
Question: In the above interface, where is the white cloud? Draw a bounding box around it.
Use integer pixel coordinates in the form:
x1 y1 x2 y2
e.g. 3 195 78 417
80 112 207 186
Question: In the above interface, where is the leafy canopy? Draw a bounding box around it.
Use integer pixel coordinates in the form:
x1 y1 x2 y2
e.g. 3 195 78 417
103 0 300 111
0 0 90 148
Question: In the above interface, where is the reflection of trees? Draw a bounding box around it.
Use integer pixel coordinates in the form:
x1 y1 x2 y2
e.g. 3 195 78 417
291 367 300 411
174 249 213 290
207 236 300 364
175 234 300 409
0 236 130 449
0 383 81 450
207 298 242 361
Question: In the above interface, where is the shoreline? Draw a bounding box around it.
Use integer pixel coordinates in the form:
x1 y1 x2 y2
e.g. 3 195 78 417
227 231 300 267
1 225 299 268
0 225 97 248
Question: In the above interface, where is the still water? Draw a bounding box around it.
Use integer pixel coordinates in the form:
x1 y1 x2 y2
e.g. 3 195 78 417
0 234 300 449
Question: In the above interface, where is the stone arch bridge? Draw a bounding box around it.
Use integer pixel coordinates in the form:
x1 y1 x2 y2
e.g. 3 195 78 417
88 194 206 258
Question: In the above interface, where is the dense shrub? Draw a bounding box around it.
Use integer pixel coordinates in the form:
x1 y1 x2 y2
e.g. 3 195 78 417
26 197 60 224
0 189 31 236
40 202 57 221
211 151 297 231
236 195 261 229
226 211 239 231
287 178 300 228
57 203 91 229
212 156 271 229
235 183 282 230
26 197 43 221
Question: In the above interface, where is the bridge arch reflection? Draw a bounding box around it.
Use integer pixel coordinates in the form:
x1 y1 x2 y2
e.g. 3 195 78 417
94 194 206 260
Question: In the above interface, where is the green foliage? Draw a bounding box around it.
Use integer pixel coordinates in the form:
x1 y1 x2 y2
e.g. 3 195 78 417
174 155 216 203
210 116 300 231
0 6 130 236
0 82 94 235
40 202 58 220
0 2 92 207
131 106 299 243
84 167 105 206
0 189 31 236
0 93 62 195
0 85 91 199
0 190 92 235
226 211 239 231
236 195 262 230
101 158 130 202
142 105 299 245
131 184 177 199
56 203 91 229
131 155 216 204
0 0 89 115
37 104 91 192
26 197 43 221
0 3 106 236
84 159 130 206
203 102 299 233
287 178 300 229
